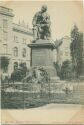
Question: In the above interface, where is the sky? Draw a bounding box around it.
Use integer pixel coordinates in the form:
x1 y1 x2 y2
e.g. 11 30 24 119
1 1 83 40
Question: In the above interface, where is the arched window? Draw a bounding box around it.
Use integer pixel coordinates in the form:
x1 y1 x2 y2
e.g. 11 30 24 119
13 47 18 57
22 48 26 57
14 62 18 70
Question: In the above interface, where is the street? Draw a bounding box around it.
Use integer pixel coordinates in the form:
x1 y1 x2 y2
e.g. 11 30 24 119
1 103 84 124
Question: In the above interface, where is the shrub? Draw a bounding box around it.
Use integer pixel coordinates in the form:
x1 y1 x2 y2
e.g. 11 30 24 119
60 60 73 80
11 63 28 82
22 66 50 83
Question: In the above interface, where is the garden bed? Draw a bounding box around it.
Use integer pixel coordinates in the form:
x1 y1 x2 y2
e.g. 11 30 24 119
1 82 84 109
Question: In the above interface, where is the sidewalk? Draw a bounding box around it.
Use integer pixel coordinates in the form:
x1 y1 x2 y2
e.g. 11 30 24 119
1 104 83 124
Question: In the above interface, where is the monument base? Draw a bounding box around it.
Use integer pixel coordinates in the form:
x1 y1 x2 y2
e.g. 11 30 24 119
38 65 60 82
28 39 59 82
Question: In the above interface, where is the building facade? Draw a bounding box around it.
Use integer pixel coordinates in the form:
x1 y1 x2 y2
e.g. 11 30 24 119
0 6 33 75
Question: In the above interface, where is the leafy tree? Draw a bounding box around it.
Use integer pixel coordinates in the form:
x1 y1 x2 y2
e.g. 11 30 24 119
11 63 28 82
60 60 73 80
1 56 9 72
19 63 27 77
11 69 23 82
70 25 83 78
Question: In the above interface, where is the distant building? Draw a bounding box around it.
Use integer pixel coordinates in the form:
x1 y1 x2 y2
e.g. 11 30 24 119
0 6 33 75
55 36 71 66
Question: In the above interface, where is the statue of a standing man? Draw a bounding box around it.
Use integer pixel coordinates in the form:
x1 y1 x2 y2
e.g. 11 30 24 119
32 5 51 41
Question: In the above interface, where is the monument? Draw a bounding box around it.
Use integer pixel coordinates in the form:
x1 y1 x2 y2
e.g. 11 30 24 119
28 5 59 82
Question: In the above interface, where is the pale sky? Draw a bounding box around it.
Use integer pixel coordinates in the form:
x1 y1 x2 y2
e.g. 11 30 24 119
1 1 83 40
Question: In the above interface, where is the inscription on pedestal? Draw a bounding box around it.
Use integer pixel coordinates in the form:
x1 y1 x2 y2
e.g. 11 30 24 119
32 48 53 67
28 39 57 78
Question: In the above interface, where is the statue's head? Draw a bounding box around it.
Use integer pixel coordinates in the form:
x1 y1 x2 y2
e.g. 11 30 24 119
41 5 47 12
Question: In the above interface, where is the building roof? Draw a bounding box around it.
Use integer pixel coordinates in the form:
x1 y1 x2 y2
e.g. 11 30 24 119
0 6 14 17
13 23 33 36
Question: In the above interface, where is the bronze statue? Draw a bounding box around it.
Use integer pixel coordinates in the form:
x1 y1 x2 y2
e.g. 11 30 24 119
32 5 51 40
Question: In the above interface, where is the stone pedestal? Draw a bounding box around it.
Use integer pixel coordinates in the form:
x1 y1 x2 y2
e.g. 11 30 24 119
28 39 59 81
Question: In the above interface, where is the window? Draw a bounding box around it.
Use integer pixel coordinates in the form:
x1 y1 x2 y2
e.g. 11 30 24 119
3 44 7 54
14 62 18 70
3 19 8 32
22 48 26 57
13 47 18 57
14 36 18 42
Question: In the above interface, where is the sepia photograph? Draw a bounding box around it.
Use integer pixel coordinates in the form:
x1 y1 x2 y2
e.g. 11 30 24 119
0 0 84 124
